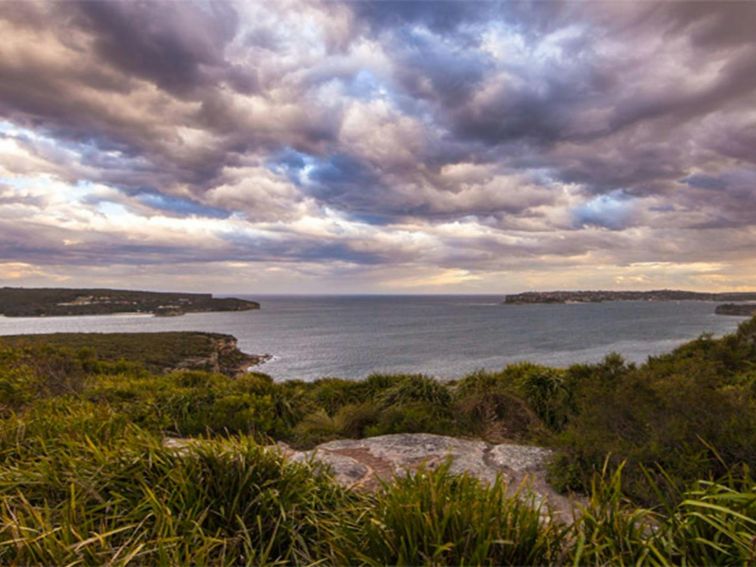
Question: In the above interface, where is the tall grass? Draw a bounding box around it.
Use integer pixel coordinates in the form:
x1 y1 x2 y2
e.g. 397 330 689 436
0 417 753 565
333 462 565 566
567 462 661 565
0 428 353 565
566 461 756 566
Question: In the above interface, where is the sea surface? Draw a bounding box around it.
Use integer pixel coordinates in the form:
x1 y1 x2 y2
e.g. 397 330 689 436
0 296 744 381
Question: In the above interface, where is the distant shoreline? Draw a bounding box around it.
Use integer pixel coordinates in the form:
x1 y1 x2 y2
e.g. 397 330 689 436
503 289 756 307
0 287 260 318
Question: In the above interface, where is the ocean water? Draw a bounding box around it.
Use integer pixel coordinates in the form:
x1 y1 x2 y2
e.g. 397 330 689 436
0 295 744 381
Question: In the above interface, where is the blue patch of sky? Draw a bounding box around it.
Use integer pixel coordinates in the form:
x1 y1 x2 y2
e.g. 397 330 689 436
341 69 384 100
0 121 19 136
304 153 381 198
0 176 35 190
572 190 635 230
134 190 230 219
97 201 130 218
267 147 317 186
266 149 381 199
347 212 394 226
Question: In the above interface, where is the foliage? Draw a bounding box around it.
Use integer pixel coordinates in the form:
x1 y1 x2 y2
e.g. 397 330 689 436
0 318 753 564
2 332 245 375
0 427 351 564
454 387 545 443
0 411 751 565
334 462 565 566
554 318 756 502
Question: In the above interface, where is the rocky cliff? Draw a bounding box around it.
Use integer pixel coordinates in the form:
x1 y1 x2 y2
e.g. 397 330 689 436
174 334 271 377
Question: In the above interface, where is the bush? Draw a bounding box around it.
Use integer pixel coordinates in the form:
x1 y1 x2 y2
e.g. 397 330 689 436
366 401 459 437
292 410 342 448
565 461 756 566
453 370 546 442
0 433 353 565
378 375 452 408
334 462 564 566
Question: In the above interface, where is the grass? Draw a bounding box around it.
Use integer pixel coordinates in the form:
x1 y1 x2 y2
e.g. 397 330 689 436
0 412 751 565
334 462 565 566
0 424 351 565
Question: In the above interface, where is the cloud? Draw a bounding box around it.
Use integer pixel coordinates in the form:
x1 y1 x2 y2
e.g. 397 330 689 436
72 0 243 96
0 0 754 292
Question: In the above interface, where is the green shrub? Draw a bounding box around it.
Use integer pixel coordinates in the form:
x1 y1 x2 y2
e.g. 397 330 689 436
655 474 756 565
565 461 756 566
292 410 341 448
0 433 353 565
455 388 544 443
567 462 660 565
334 402 381 438
378 374 452 408
307 377 364 416
334 462 564 566
453 369 545 443
366 401 459 437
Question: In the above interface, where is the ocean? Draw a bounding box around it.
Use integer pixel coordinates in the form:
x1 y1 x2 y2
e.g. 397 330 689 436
0 295 744 381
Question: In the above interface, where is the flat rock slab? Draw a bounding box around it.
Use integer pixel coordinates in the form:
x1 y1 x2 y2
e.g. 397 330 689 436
165 433 577 519
289 433 576 518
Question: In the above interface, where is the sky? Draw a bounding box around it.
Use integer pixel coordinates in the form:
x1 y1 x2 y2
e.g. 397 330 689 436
0 1 755 294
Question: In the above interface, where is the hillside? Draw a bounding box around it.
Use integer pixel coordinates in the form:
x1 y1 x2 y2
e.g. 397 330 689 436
0 319 753 563
0 331 267 376
503 289 756 304
0 287 259 317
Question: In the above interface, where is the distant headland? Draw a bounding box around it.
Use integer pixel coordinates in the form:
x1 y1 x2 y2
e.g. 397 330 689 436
503 289 756 313
0 287 259 317
715 303 756 317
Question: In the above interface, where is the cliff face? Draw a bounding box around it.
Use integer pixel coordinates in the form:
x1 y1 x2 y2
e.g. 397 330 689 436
176 334 270 377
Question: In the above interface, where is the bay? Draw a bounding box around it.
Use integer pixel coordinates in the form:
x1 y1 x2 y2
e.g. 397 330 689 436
0 295 743 381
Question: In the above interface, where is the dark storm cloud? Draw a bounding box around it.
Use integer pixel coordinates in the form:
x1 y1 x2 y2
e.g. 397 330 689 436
304 154 384 201
72 0 245 96
389 26 492 108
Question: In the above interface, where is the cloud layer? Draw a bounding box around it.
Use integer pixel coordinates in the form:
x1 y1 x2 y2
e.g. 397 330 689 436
0 0 754 292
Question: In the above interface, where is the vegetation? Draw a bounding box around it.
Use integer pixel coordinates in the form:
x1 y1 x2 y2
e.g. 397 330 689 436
0 318 754 563
0 287 258 317
1 332 263 376
503 289 756 304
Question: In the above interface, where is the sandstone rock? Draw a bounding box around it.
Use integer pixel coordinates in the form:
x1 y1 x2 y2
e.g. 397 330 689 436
164 433 578 519
290 433 577 518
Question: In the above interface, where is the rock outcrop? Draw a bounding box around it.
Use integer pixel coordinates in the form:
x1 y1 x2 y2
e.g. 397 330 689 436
285 433 575 518
165 433 576 517
172 334 271 377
